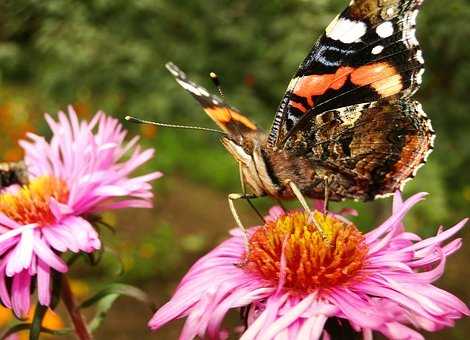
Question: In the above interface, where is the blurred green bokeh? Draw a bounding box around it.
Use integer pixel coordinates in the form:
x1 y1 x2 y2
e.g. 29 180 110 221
0 0 468 339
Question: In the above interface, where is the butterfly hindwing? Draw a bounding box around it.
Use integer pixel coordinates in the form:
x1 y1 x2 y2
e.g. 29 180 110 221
284 98 434 200
165 62 258 136
268 0 425 147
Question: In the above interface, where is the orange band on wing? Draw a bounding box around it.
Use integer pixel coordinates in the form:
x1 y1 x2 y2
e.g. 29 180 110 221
205 107 257 131
288 63 403 116
292 66 354 107
351 62 403 96
289 100 308 113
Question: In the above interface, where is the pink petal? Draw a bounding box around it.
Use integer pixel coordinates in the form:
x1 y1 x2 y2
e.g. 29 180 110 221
6 228 35 276
405 219 467 253
260 294 315 339
11 270 31 318
49 197 73 220
381 322 425 340
0 261 11 307
310 315 329 340
265 206 286 223
37 259 51 306
366 192 427 244
33 233 68 272
0 212 21 229
62 216 101 252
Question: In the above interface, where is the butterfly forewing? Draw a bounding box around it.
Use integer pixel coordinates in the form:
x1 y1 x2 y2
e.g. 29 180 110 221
165 62 259 136
268 0 425 147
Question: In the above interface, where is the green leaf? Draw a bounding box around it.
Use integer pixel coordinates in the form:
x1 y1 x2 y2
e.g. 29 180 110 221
86 293 120 332
80 283 151 309
79 283 154 332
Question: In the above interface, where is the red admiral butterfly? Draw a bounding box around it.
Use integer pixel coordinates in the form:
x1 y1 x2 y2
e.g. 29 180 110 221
146 0 435 203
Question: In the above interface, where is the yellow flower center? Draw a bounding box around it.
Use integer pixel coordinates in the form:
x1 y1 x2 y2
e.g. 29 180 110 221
0 176 69 226
242 211 368 293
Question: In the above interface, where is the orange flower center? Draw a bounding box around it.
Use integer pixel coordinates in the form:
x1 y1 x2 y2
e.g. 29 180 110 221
242 211 368 293
0 176 69 226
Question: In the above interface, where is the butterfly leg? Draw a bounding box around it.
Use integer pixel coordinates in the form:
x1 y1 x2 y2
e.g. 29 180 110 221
228 192 257 251
275 198 286 210
323 175 333 213
239 163 265 223
287 180 326 238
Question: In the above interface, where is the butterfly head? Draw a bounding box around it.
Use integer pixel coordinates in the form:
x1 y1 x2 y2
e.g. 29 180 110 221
221 134 278 198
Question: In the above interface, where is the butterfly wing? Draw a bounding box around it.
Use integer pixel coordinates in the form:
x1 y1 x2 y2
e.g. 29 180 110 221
166 62 259 136
267 0 425 147
0 161 28 188
285 98 434 200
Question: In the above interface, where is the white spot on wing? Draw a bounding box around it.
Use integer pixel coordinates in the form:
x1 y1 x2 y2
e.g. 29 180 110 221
167 68 179 77
416 50 424 64
325 15 339 36
287 77 298 91
326 18 367 44
371 45 384 55
198 87 210 97
376 21 394 38
374 192 394 200
399 176 414 192
411 162 425 178
176 79 201 96
416 68 425 85
410 10 419 26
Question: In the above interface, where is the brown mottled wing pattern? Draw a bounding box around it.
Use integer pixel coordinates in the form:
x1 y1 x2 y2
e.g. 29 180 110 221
165 62 259 136
285 99 434 200
267 0 425 147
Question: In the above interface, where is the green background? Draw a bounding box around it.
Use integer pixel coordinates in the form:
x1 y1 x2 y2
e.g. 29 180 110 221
0 0 468 338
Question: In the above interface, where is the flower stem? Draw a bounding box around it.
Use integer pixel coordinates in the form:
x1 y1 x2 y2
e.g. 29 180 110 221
61 275 93 340
29 302 47 340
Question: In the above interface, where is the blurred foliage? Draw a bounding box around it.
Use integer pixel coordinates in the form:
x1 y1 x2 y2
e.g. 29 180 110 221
0 0 468 337
106 224 184 281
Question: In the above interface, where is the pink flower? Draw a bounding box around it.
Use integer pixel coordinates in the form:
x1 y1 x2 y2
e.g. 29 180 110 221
0 107 162 318
149 192 468 339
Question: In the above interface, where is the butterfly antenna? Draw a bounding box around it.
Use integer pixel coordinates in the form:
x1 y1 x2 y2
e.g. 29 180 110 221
209 72 243 139
210 72 225 97
125 115 226 135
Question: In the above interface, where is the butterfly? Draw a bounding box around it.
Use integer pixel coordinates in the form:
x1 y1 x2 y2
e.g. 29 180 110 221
0 161 28 189
164 0 434 202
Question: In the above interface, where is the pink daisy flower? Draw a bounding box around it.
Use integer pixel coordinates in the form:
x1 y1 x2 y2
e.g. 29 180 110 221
149 192 468 339
0 107 162 318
